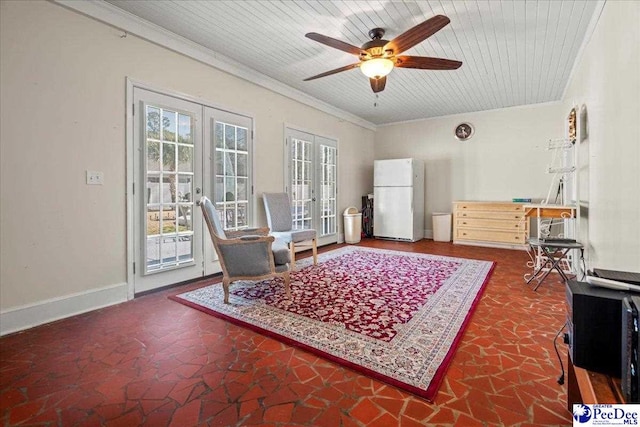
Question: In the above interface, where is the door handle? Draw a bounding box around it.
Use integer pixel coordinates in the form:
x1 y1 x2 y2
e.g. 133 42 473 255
195 187 202 195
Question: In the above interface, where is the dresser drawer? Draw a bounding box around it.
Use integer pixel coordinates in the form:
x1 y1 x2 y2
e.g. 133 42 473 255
454 202 524 213
455 228 527 244
456 210 526 221
456 218 527 231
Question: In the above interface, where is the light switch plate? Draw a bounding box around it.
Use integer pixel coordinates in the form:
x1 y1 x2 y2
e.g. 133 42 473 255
86 170 104 185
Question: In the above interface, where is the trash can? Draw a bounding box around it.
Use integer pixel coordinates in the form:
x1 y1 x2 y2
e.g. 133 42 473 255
432 212 452 242
343 207 362 244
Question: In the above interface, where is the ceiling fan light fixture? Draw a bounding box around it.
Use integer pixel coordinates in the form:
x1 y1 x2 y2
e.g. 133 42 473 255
360 58 394 79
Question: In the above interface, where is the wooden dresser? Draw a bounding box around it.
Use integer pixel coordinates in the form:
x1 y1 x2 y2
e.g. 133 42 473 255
452 201 529 250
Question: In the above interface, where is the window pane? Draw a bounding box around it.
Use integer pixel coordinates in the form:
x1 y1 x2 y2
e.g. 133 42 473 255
146 107 161 140
215 123 224 148
178 145 193 172
225 125 235 149
147 141 160 171
162 110 177 142
162 143 176 171
237 128 247 151
178 114 192 144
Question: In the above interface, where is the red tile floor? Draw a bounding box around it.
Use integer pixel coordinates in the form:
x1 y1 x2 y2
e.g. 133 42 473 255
1 240 572 426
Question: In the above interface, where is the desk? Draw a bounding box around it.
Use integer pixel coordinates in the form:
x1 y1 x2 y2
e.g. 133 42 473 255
567 354 624 411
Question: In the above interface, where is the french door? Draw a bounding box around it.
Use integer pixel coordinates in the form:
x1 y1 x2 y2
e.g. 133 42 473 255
132 87 253 294
203 108 253 276
285 128 338 247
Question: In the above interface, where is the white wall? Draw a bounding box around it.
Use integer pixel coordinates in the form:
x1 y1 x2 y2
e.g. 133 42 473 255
562 1 640 271
374 103 566 234
0 1 374 329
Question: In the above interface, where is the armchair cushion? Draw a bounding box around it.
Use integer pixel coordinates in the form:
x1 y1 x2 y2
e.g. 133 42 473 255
272 229 317 244
271 238 291 266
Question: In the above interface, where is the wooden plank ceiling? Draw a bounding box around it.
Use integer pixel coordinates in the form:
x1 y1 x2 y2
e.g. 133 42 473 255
105 0 599 125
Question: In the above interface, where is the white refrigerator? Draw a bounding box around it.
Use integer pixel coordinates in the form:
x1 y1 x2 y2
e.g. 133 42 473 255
373 158 425 242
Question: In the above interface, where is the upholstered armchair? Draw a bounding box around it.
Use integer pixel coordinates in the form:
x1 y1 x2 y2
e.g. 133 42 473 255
197 196 290 303
262 193 318 270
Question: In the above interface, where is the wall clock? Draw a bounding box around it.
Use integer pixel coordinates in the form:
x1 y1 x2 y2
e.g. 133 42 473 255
455 123 474 141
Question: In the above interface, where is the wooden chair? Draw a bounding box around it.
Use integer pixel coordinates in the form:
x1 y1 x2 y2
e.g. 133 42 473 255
262 193 318 270
198 196 290 303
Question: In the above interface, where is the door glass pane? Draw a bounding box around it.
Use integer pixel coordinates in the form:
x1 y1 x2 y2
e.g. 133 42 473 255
215 123 224 148
178 114 193 144
237 203 247 228
177 235 193 262
177 205 192 231
147 142 160 171
237 178 248 201
320 145 337 236
178 174 193 203
237 153 248 177
146 237 161 271
161 236 177 265
237 128 247 151
144 104 196 273
214 121 250 231
225 125 235 149
162 143 176 171
291 138 313 230
178 146 193 172
162 110 176 142
147 107 161 140
214 177 224 203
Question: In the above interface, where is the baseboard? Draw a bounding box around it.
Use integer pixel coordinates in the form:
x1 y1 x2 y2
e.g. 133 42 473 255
424 230 434 239
0 282 128 336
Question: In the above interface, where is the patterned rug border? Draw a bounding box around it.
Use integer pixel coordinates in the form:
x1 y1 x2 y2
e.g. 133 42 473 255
169 246 496 401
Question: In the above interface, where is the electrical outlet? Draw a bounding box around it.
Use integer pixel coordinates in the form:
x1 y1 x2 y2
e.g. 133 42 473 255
86 170 104 185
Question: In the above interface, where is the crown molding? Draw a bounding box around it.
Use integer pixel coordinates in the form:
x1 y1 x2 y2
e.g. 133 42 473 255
53 0 377 131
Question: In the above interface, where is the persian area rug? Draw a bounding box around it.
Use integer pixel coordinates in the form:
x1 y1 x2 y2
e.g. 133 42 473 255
170 246 495 401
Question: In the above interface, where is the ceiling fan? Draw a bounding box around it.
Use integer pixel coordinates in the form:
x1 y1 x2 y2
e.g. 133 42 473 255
303 15 462 93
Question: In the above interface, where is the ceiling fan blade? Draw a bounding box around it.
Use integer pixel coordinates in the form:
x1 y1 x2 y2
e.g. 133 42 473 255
395 56 462 70
303 63 361 81
384 15 450 55
370 76 387 93
305 33 363 56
